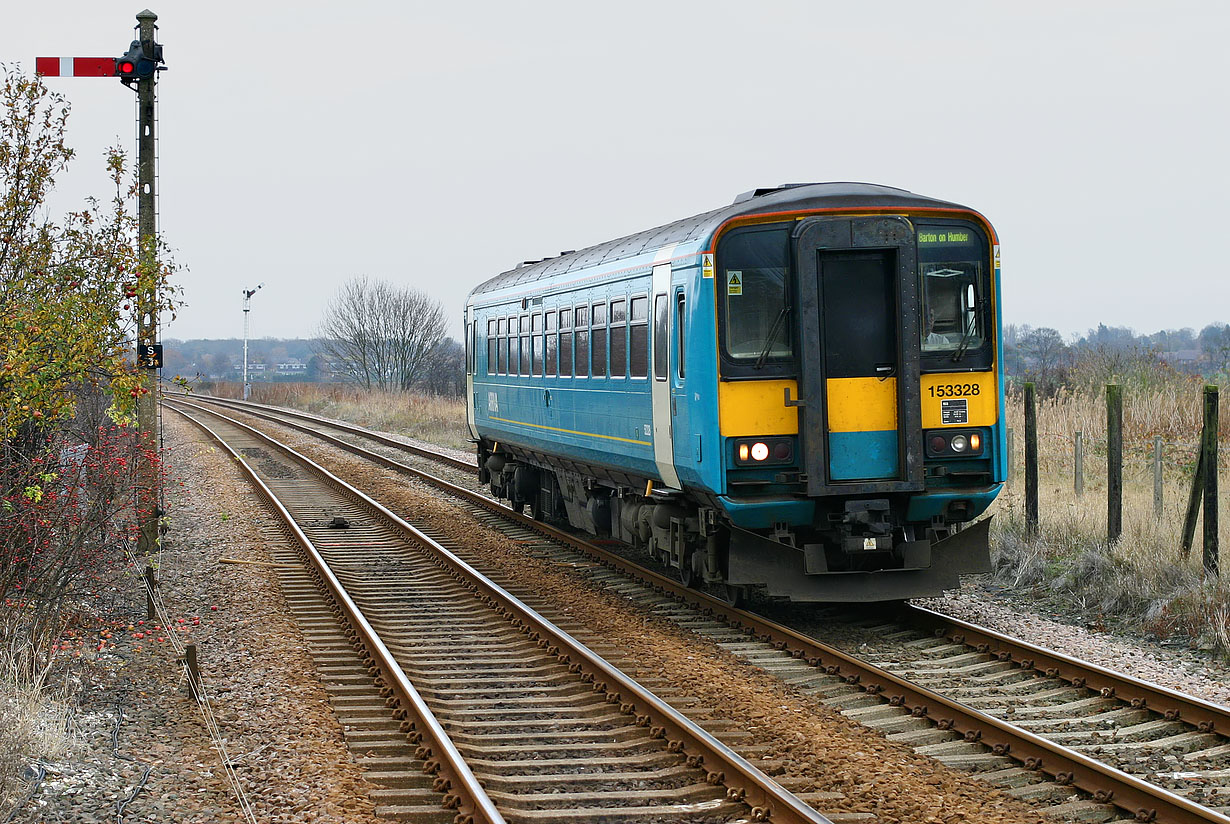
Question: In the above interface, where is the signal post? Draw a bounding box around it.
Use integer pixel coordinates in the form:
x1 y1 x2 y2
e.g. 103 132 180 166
133 9 161 560
37 10 166 559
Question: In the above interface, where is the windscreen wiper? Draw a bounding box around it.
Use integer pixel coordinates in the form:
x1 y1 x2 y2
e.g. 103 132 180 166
951 311 978 363
754 306 791 369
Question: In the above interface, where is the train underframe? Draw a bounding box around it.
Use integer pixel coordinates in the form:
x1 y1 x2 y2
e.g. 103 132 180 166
478 440 992 603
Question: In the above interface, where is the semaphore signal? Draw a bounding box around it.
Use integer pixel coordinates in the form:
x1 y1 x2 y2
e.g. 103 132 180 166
36 9 167 563
33 57 119 77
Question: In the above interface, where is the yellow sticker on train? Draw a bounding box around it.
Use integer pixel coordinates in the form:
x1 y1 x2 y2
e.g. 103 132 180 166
727 271 743 295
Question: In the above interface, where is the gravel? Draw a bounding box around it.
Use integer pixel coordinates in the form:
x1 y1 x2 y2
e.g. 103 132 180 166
917 583 1230 708
8 405 1226 823
3 414 384 824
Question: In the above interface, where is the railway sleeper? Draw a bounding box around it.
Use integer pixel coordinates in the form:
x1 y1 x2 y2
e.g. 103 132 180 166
1009 708 1153 733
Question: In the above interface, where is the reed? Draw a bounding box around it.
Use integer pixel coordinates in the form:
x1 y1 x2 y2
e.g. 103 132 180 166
197 382 472 451
995 383 1228 656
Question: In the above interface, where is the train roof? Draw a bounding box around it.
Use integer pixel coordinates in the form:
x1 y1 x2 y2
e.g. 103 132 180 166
469 182 976 299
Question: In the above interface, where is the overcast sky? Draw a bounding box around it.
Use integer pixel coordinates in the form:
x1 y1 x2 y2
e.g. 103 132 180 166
6 1 1228 344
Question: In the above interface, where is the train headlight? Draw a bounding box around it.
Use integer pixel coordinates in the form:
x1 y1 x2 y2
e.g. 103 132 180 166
924 429 986 458
732 437 795 467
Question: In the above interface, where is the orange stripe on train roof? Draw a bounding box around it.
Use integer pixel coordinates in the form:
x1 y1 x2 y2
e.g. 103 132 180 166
704 206 1000 252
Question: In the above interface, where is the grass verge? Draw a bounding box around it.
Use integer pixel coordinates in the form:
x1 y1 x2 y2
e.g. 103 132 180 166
0 620 77 819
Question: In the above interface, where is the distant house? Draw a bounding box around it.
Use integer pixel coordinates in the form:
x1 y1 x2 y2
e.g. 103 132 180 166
276 360 308 374
1160 349 1203 365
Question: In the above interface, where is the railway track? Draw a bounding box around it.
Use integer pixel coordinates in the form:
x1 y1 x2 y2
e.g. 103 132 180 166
171 393 1230 824
167 398 830 824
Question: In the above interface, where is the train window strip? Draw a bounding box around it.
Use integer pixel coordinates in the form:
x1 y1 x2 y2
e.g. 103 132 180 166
610 298 627 379
467 322 474 375
559 330 573 377
676 292 686 379
487 318 497 376
630 294 648 379
591 302 607 377
653 293 668 380
520 313 531 376
545 310 557 377
576 329 589 378
575 304 589 378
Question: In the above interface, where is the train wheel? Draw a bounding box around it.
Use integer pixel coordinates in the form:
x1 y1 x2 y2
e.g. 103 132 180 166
719 584 746 608
678 552 700 589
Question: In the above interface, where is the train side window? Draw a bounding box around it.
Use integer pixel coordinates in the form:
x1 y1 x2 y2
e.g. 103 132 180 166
466 322 473 375
676 292 686 379
519 314 531 376
507 316 517 376
653 293 667 380
718 226 792 368
532 313 543 377
575 304 589 377
487 319 497 376
497 317 508 374
630 295 648 378
610 298 627 378
545 311 557 377
559 308 572 378
591 302 607 377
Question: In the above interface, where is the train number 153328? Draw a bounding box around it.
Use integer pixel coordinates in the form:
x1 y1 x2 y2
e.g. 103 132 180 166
928 383 980 398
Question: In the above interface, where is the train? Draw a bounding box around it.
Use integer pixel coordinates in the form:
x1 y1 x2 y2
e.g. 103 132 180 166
463 183 1005 603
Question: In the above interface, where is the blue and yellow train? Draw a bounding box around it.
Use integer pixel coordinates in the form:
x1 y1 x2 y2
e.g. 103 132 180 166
464 183 1004 603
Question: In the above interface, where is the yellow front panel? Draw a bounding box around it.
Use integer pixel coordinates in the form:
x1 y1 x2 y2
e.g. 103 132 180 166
921 371 998 427
718 379 799 436
826 377 898 433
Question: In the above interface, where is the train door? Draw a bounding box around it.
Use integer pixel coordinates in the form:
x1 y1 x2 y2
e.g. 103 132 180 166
651 250 681 488
794 216 924 494
669 286 693 479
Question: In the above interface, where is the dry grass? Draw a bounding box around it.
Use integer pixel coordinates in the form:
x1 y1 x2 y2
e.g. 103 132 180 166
993 384 1229 656
197 382 472 451
0 621 78 818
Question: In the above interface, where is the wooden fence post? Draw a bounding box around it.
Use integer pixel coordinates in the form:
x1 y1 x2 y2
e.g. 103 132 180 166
1182 444 1204 560
1107 384 1123 545
1024 383 1038 534
186 643 201 701
1202 386 1219 576
144 565 157 620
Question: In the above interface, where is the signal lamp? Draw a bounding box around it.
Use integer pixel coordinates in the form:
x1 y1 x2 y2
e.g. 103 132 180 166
732 436 795 467
925 429 986 458
115 39 162 85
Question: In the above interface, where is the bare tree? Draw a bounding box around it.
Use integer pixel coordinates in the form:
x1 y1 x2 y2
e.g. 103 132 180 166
318 276 447 391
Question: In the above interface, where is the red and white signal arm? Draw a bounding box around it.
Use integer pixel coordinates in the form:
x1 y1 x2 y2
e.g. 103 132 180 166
35 57 117 77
